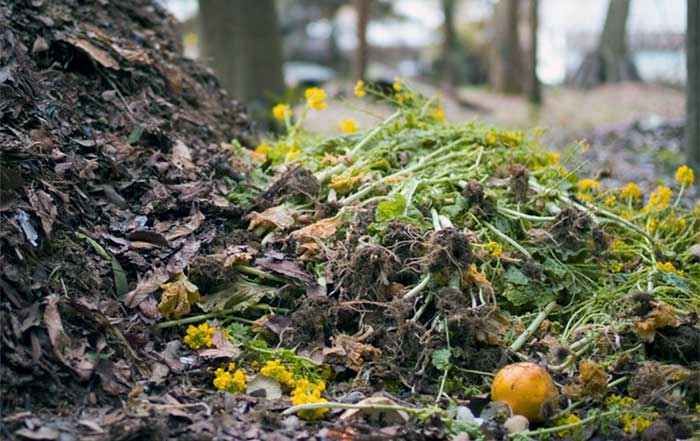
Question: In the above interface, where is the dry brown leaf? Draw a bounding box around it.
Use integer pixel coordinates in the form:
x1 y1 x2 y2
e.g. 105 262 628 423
27 189 57 238
291 214 342 241
158 273 200 319
247 206 295 232
171 140 194 170
323 327 381 371
223 245 258 267
43 295 94 380
633 302 679 342
562 359 608 401
66 38 119 69
198 328 241 359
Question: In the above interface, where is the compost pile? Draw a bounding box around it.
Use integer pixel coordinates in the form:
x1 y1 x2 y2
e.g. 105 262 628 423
2 3 700 440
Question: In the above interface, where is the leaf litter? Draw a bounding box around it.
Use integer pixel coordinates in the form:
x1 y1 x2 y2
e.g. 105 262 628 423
2 2 699 440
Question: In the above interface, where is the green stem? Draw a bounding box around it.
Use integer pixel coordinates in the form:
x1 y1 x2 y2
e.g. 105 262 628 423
508 411 615 438
157 310 256 329
281 401 431 416
510 302 557 352
404 274 432 300
234 265 288 283
483 221 532 258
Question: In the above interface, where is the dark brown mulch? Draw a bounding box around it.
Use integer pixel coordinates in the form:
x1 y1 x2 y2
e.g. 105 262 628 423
0 0 298 438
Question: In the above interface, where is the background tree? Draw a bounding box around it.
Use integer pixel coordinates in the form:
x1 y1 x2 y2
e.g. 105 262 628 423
440 0 459 84
688 0 699 171
489 0 522 94
354 0 371 80
198 0 284 116
526 0 541 104
572 0 639 88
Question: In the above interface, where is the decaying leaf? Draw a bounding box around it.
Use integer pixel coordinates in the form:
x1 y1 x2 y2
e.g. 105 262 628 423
200 280 274 313
223 245 258 267
562 359 608 401
323 327 381 371
247 206 295 233
66 38 119 69
171 139 194 170
339 396 409 424
198 328 241 359
291 214 342 242
158 273 200 319
290 214 341 261
43 295 94 380
329 175 362 195
633 301 679 342
27 189 57 238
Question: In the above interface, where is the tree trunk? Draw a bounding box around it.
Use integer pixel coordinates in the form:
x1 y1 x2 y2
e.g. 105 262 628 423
489 0 522 94
526 0 541 104
354 0 370 80
687 0 700 172
441 0 458 84
572 0 639 88
198 0 284 113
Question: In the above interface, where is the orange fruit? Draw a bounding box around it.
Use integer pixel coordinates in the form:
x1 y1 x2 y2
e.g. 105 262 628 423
490 362 559 422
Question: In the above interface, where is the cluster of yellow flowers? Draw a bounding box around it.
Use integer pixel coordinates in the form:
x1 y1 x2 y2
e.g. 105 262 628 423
272 103 292 122
554 413 582 437
648 213 687 235
291 379 329 420
621 414 653 434
183 323 216 350
213 363 247 394
486 133 497 145
675 165 695 187
578 178 601 193
260 359 296 388
305 87 327 111
644 185 673 211
619 182 641 201
655 261 684 276
485 241 503 257
605 394 655 434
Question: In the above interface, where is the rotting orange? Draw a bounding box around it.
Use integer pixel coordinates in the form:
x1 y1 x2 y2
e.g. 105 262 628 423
490 362 559 422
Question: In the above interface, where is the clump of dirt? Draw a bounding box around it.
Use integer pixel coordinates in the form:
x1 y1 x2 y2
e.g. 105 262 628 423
509 164 530 202
462 181 495 217
254 167 320 210
423 228 473 273
381 221 425 283
646 323 700 365
281 296 334 349
549 206 591 248
335 245 401 301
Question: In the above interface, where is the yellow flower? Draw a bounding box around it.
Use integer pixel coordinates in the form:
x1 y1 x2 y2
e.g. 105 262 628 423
621 414 653 434
604 195 617 206
675 165 694 187
554 414 582 437
260 359 295 388
255 143 270 155
656 261 683 276
272 103 292 121
606 394 635 408
213 366 247 394
392 77 402 92
486 134 496 145
431 107 445 121
338 119 358 134
291 379 328 420
578 178 601 192
546 152 560 165
183 323 215 350
305 87 327 111
559 166 569 176
648 218 658 234
620 183 641 201
609 261 624 273
577 192 593 202
286 144 302 161
485 241 503 257
353 80 365 97
644 185 672 211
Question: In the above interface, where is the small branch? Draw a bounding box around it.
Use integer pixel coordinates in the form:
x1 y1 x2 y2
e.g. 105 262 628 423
510 302 557 352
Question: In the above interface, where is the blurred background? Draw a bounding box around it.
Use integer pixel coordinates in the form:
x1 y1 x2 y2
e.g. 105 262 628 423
157 0 696 188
